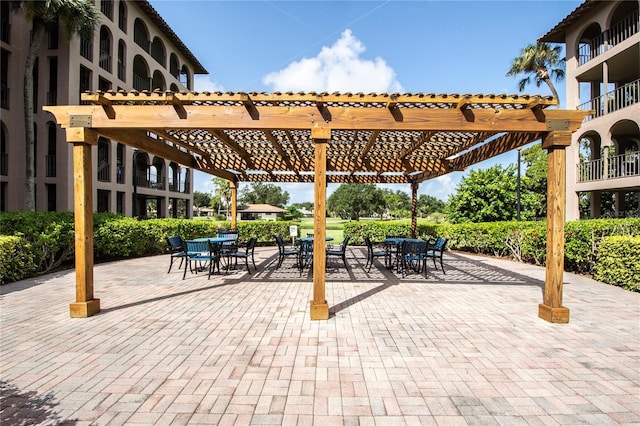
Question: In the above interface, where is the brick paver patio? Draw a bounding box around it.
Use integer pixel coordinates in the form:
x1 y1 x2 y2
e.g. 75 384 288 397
1 247 639 425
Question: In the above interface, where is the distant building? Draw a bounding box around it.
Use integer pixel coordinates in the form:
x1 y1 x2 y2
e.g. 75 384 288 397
540 0 639 219
298 207 314 217
237 204 287 221
0 0 207 217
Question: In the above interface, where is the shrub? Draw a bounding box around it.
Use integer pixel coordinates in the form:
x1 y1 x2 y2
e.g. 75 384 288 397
593 236 640 292
0 236 37 284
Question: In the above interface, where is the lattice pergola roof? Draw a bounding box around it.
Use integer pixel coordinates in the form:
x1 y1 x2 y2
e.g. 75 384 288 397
44 90 589 323
43 90 588 185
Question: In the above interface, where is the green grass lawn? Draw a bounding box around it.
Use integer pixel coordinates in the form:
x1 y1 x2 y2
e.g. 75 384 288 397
299 217 345 242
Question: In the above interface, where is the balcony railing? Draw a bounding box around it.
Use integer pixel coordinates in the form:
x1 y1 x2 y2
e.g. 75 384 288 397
169 180 187 193
578 9 639 66
578 79 639 121
133 73 151 91
45 155 56 177
578 151 640 182
133 33 150 53
116 165 125 184
99 52 112 72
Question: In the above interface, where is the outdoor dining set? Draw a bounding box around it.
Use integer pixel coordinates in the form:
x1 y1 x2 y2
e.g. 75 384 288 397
167 231 448 280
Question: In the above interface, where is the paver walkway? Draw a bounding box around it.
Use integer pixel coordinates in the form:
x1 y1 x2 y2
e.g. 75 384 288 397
1 247 639 425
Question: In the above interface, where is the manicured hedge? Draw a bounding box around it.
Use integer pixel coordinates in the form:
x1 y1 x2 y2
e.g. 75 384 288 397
593 236 640 292
0 236 37 284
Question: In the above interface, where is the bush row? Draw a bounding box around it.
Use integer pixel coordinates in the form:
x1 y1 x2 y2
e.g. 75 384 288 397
0 211 297 283
345 218 640 277
593 236 640 292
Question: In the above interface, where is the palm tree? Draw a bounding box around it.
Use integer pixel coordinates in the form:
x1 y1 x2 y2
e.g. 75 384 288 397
506 41 565 105
212 177 232 217
8 0 99 211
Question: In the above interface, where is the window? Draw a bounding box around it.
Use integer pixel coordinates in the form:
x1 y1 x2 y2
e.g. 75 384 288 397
1 48 8 110
133 18 150 52
150 37 166 67
97 137 110 182
117 40 126 81
116 191 124 214
99 26 112 72
46 184 56 211
97 190 110 213
116 143 125 184
80 33 93 61
132 55 150 91
79 66 92 103
0 122 7 176
46 122 56 177
179 65 190 89
152 70 166 91
118 1 127 32
47 21 58 49
1 2 10 43
98 76 112 92
47 56 58 105
169 53 179 78
101 0 114 20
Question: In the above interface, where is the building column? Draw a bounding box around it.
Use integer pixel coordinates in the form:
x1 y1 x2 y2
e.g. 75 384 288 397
66 127 100 318
539 131 571 323
410 182 418 238
311 128 330 320
230 181 237 229
591 192 602 218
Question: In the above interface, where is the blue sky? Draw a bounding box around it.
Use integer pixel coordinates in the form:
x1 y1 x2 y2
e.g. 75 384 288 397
149 0 582 204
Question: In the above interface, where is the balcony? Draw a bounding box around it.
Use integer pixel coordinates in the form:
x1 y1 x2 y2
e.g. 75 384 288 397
578 151 639 182
133 73 150 91
99 51 112 72
578 79 639 121
135 171 165 190
578 9 639 66
97 160 110 182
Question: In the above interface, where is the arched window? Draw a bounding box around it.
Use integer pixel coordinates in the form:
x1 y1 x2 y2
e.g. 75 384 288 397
132 55 150 91
46 122 56 177
118 1 127 32
80 31 94 61
117 39 126 81
101 0 114 20
150 37 166 67
169 53 179 78
152 70 166 91
577 22 603 66
170 83 179 92
99 26 112 72
179 65 190 90
133 18 150 52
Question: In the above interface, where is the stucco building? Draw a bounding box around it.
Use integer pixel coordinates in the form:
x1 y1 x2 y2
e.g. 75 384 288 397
541 0 640 220
0 0 207 217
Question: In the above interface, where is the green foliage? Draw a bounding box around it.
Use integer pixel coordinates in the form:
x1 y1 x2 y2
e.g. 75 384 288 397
418 194 446 217
521 143 547 218
236 221 294 244
593 236 640 291
328 184 385 220
239 182 289 208
193 191 211 207
381 188 411 219
0 236 37 284
506 41 565 100
343 221 440 245
0 211 75 273
446 165 520 223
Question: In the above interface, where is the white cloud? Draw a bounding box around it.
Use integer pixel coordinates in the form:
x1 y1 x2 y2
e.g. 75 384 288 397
263 29 403 93
194 75 224 92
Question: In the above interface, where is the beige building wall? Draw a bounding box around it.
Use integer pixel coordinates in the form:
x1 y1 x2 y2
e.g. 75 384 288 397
0 0 207 217
543 0 640 220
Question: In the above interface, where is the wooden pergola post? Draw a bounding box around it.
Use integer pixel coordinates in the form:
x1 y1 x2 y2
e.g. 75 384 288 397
230 181 237 229
67 127 100 318
539 130 571 323
310 128 330 320
410 181 418 238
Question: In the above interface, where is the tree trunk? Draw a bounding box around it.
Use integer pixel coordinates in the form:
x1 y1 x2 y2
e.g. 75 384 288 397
545 78 561 108
24 25 45 211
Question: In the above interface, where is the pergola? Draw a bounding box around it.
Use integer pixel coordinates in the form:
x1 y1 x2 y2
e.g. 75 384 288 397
44 91 588 323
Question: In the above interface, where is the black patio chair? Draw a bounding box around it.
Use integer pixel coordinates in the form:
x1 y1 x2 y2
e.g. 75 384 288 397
364 236 388 273
400 239 428 278
298 238 314 276
227 237 258 273
166 235 186 273
326 235 350 270
425 237 448 273
182 239 221 280
275 234 299 269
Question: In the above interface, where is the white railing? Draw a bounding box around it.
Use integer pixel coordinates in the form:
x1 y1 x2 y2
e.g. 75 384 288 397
578 9 639 66
578 79 639 121
578 151 640 182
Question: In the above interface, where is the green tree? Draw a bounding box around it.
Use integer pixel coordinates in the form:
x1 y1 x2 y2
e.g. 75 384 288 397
327 184 384 220
506 41 565 103
381 189 411 219
417 194 446 217
520 143 548 219
212 177 231 216
239 182 289 208
193 191 211 208
8 0 100 211
446 165 520 223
